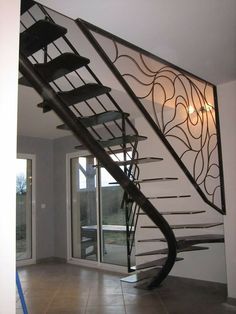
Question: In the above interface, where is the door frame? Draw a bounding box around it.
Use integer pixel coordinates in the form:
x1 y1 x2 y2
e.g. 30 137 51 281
16 153 36 266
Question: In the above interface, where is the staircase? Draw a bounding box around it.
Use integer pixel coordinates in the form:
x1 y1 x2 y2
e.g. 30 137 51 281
19 0 225 289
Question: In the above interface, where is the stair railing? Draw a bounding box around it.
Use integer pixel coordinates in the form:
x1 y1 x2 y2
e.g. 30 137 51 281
75 18 226 215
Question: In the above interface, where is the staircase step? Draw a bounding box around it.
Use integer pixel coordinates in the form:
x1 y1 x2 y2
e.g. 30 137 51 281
115 157 163 166
141 222 223 229
38 83 111 112
121 267 161 283
20 20 67 56
19 53 90 86
176 234 224 248
21 0 35 14
138 210 205 216
135 245 209 257
57 111 129 130
86 147 133 159
132 257 184 271
75 135 147 150
139 234 224 246
148 194 191 199
134 177 178 183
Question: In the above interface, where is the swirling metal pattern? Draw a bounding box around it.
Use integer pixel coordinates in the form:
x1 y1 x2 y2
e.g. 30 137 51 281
95 38 224 211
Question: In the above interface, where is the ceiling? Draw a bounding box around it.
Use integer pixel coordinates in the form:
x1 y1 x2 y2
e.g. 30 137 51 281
37 0 236 85
18 0 236 139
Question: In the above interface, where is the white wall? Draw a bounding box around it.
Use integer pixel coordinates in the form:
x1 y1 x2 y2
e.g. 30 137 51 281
218 80 236 299
135 115 226 283
0 0 20 313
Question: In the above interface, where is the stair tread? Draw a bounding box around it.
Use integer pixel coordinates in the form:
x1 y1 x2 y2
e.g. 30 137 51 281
20 20 67 56
139 234 224 245
115 157 163 166
21 0 35 14
121 267 161 283
57 111 129 130
75 135 147 150
19 53 90 86
135 177 178 183
148 195 191 200
38 83 111 112
136 245 209 257
138 210 205 216
141 222 223 229
132 257 184 271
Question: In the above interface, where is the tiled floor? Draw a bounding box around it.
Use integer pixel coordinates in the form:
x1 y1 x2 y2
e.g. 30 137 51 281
16 262 236 314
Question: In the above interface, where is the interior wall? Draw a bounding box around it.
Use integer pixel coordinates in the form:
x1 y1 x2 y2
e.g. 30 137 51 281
135 115 226 283
53 135 78 259
0 0 20 312
17 136 55 260
217 80 236 299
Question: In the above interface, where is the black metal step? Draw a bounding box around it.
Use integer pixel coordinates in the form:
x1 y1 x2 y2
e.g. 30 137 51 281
20 20 67 56
176 234 224 248
38 83 111 112
135 245 209 257
21 0 35 14
138 210 205 216
19 53 90 86
138 234 224 246
134 177 178 183
132 257 184 271
121 267 161 283
148 194 191 200
86 147 133 159
75 135 147 150
115 157 163 166
111 177 178 185
141 222 223 229
57 111 129 130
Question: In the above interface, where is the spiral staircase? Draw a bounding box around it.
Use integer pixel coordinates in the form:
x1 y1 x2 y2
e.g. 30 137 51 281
19 0 225 289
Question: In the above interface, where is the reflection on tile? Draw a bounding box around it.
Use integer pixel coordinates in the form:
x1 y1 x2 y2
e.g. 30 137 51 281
85 305 126 314
16 262 231 314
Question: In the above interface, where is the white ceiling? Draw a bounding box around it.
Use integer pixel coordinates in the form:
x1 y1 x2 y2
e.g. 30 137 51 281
37 0 236 85
18 0 236 139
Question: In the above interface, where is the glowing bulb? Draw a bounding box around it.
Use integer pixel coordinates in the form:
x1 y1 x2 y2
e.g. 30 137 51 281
188 105 195 114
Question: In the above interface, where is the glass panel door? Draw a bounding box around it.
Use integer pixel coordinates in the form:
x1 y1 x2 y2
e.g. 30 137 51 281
16 158 33 261
71 156 98 261
100 164 127 266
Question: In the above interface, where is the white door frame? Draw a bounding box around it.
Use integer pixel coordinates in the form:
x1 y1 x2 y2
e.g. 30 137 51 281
16 153 36 267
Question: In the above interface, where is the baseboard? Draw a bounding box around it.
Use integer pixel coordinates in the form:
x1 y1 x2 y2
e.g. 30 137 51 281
36 256 66 264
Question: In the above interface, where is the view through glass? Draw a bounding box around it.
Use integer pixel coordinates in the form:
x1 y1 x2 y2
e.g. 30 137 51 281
16 158 32 261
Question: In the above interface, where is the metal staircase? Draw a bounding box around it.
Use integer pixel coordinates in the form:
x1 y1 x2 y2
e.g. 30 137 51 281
19 0 225 289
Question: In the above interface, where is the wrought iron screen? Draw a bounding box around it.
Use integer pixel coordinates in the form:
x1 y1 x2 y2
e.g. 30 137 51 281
76 20 225 214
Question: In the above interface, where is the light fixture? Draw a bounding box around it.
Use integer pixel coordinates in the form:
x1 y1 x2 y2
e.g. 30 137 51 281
200 103 214 112
188 103 214 114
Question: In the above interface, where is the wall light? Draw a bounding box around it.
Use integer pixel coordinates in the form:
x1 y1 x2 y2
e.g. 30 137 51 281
188 103 214 114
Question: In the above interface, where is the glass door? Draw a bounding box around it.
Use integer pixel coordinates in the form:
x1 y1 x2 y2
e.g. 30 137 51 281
69 153 133 268
100 164 127 266
71 156 98 261
16 156 35 263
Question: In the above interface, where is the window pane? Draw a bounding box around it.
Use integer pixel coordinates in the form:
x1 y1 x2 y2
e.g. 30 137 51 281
71 157 98 261
16 158 32 261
